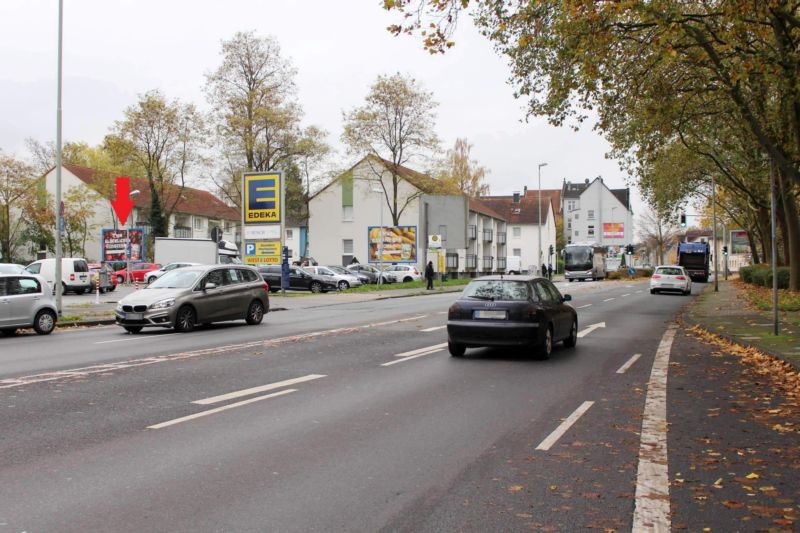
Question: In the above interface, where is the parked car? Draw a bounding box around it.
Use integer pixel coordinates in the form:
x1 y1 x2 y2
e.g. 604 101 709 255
146 262 201 284
383 264 423 283
346 263 394 284
257 265 337 293
115 264 269 333
650 265 692 295
446 275 577 359
88 263 117 293
0 263 27 275
327 265 370 286
25 257 92 294
0 273 59 335
114 262 161 284
304 266 362 290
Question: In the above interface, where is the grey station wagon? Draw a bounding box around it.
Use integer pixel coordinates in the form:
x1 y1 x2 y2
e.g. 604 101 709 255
115 265 269 333
0 274 59 336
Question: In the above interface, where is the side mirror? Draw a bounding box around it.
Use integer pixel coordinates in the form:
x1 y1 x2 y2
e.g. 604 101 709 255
562 294 572 302
204 282 218 291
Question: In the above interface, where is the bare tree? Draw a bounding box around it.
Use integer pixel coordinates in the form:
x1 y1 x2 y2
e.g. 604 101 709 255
637 206 681 266
342 73 440 225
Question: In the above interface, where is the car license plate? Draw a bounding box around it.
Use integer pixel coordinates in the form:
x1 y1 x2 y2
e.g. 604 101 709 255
125 312 143 320
474 310 507 320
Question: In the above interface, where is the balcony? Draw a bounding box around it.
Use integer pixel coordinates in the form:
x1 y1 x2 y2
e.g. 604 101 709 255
174 226 192 238
497 232 506 245
482 256 493 270
482 229 493 242
497 257 507 270
468 225 477 240
465 254 477 269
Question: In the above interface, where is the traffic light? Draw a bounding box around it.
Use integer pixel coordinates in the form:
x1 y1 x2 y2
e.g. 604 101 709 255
627 244 634 254
680 213 687 227
723 245 728 256
548 244 554 256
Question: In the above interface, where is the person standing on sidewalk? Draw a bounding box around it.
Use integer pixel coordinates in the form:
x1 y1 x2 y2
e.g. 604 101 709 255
425 261 435 290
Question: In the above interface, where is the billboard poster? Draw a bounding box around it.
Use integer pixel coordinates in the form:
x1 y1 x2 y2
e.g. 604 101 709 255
730 230 750 254
101 228 145 262
603 222 624 239
368 226 417 263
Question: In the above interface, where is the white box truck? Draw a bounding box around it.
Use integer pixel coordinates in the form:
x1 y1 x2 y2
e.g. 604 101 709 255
154 238 219 266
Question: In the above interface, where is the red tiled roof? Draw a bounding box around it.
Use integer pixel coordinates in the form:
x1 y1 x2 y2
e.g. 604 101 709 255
478 194 554 225
469 197 507 221
62 164 240 221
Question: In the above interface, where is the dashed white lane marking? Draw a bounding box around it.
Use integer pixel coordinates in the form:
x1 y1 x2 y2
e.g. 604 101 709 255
616 353 642 374
95 334 177 345
577 322 605 338
636 290 643 293
535 401 594 451
603 297 615 302
420 325 446 332
632 325 676 532
621 293 631 297
193 374 325 405
383 343 446 366
577 304 592 309
0 315 428 390
436 311 447 315
148 389 296 429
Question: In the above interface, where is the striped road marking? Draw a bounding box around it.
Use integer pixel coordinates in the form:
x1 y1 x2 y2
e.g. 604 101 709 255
148 390 296 429
632 325 676 532
193 374 326 405
616 354 642 374
535 401 595 451
420 326 446 332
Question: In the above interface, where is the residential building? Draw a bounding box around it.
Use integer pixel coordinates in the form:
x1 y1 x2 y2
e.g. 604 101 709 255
42 164 240 262
561 177 634 248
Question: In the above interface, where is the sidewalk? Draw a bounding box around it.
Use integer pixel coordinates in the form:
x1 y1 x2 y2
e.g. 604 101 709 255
683 279 800 370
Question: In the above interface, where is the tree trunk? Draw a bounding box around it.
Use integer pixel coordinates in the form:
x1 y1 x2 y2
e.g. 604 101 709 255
778 171 800 290
776 189 790 266
756 207 771 264
747 232 760 264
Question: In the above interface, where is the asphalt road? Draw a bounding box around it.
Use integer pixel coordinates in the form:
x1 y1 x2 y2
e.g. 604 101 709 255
0 279 696 531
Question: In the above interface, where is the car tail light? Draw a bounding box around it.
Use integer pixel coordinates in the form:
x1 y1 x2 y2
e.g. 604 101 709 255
70 274 75 281
525 304 538 320
448 304 461 319
262 282 270 292
676 275 686 280
652 274 661 279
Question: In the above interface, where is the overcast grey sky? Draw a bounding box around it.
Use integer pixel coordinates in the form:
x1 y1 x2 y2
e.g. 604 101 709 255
0 0 642 210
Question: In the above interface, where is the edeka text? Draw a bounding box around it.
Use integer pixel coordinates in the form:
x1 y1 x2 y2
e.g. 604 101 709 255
247 212 278 220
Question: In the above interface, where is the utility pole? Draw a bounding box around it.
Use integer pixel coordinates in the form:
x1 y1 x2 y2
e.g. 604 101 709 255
712 174 718 292
537 162 547 274
54 0 64 314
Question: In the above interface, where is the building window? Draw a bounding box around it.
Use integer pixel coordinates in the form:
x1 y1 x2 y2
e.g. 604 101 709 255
567 220 572 230
574 213 579 220
286 229 293 240
224 221 233 232
513 248 521 256
512 226 521 238
587 210 595 220
342 206 353 221
588 225 595 237
194 217 204 230
438 225 447 241
574 230 580 237
342 239 354 265
567 201 575 211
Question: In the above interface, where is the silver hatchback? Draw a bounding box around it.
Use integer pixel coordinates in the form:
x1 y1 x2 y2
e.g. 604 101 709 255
0 274 59 336
115 265 269 333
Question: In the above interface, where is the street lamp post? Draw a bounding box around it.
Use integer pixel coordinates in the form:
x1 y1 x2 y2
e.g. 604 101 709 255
537 162 548 273
123 190 140 285
371 187 384 287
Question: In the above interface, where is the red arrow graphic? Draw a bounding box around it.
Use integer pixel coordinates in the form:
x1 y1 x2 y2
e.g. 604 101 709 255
111 176 134 226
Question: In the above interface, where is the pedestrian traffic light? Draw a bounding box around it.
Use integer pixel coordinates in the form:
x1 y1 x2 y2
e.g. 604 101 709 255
548 244 554 256
723 245 728 256
680 213 687 227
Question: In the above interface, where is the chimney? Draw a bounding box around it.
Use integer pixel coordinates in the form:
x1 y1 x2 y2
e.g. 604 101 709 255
512 191 521 203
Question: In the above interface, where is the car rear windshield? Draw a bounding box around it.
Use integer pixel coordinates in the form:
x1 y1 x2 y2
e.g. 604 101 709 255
463 280 531 301
656 267 683 276
73 260 89 273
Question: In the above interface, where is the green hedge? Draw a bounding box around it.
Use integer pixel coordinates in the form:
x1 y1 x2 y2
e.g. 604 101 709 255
739 265 790 289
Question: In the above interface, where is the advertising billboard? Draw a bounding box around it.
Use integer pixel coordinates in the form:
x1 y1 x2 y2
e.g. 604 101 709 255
101 228 145 262
368 226 417 263
243 172 281 224
602 222 624 239
730 230 750 254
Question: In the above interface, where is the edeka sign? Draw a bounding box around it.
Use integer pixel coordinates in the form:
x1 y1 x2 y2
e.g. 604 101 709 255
243 172 282 224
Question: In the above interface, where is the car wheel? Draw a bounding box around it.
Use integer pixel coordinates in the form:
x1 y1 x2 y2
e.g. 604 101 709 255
683 289 691 296
99 287 106 294
569 279 574 282
563 318 578 348
75 289 85 295
246 300 265 325
269 288 279 293
650 289 657 294
310 281 323 293
1 328 17 336
116 275 125 284
537 326 553 360
338 280 350 290
174 306 196 332
124 326 143 334
147 276 157 284
33 309 57 335
403 276 413 282
108 285 116 292
448 341 466 357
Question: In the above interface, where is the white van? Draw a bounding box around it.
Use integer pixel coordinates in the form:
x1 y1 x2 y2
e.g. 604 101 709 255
25 257 92 294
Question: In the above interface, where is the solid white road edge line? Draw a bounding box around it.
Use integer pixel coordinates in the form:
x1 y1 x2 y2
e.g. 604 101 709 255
616 353 642 374
395 342 448 357
420 325 446 332
535 401 595 451
148 389 297 430
632 324 676 532
193 374 326 405
382 349 444 366
0 314 427 390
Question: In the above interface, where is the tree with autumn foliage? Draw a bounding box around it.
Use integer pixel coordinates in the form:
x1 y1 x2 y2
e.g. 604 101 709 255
437 138 489 197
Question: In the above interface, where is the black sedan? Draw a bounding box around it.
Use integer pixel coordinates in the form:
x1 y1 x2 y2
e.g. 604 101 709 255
446 275 577 359
257 265 337 293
